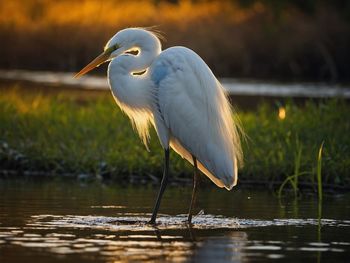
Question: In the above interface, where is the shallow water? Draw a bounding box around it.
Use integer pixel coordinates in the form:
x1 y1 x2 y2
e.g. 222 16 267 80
0 179 349 262
1 69 350 98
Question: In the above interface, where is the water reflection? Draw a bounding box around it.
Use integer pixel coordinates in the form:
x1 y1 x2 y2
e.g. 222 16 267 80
193 232 248 263
1 180 349 262
1 215 251 262
1 213 349 262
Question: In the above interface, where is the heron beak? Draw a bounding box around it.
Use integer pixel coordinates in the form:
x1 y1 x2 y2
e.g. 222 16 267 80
74 49 112 78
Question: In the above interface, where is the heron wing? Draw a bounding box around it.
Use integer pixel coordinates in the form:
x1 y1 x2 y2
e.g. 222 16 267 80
150 47 241 190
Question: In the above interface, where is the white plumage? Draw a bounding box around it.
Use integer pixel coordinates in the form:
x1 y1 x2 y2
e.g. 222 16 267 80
75 27 243 223
150 47 242 190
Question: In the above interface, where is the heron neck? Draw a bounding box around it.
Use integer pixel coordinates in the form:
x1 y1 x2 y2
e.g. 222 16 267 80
107 50 160 111
107 33 161 111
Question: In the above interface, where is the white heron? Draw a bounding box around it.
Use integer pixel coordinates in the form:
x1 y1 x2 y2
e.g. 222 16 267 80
75 28 243 224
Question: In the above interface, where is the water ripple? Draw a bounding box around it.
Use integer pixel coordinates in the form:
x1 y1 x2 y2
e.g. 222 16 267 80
28 214 350 231
0 214 348 262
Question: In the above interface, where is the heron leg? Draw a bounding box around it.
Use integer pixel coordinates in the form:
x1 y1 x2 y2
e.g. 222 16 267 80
188 155 199 224
149 148 170 224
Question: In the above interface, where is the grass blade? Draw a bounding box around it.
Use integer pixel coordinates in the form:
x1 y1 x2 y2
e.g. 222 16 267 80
317 142 324 201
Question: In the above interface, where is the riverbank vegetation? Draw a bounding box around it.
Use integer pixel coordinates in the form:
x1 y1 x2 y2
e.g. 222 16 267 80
0 84 349 191
1 0 350 82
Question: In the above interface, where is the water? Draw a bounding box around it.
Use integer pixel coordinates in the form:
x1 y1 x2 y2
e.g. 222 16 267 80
1 69 350 98
0 179 349 262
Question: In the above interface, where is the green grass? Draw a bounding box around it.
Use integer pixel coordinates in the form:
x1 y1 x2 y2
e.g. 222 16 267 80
0 85 349 189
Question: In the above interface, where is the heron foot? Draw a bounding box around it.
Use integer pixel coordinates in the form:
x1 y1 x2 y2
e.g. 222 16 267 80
148 219 157 225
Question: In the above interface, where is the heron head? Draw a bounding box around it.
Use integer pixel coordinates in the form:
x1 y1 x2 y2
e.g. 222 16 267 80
74 28 159 78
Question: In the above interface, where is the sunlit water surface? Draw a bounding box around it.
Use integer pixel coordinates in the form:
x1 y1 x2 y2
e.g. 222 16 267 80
0 179 349 262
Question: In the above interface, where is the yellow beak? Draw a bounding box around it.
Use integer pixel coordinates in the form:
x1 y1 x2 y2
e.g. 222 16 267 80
74 50 112 78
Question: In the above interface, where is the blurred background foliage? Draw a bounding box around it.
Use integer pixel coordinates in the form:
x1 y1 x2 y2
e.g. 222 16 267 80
0 0 349 82
1 85 349 187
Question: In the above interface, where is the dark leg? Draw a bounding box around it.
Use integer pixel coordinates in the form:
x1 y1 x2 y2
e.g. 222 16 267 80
149 148 170 224
188 155 199 224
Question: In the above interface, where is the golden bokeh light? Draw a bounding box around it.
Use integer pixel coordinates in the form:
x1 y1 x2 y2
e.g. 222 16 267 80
278 107 286 120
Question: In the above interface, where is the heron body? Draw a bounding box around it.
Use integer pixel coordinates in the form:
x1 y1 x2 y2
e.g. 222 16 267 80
75 28 243 224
